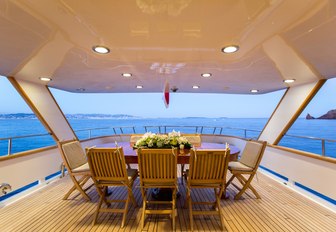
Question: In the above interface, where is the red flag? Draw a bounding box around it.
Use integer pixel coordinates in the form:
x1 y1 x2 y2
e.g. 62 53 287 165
163 81 169 108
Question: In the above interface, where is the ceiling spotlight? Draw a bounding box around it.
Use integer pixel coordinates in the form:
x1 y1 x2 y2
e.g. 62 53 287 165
39 77 52 82
250 89 259 93
201 73 212 78
136 85 143 89
122 73 132 77
221 45 239 54
92 45 110 54
283 79 296 83
192 85 200 89
76 88 86 92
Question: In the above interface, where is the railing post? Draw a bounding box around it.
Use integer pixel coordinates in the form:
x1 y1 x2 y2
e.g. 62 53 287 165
8 138 12 155
219 127 223 135
244 129 247 138
322 139 325 156
132 127 136 133
120 127 124 134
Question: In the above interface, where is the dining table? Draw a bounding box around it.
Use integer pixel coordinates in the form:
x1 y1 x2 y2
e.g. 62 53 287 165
97 141 240 164
97 141 240 200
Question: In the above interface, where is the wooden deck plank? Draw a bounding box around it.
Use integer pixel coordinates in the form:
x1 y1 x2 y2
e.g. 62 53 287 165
256 178 333 232
1 172 335 232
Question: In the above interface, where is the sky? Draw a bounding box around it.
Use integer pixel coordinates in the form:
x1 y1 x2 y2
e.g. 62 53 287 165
1 76 335 118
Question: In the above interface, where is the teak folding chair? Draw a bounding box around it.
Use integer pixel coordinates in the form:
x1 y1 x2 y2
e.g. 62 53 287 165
57 139 93 200
226 140 267 200
86 147 138 227
185 148 230 231
137 148 178 229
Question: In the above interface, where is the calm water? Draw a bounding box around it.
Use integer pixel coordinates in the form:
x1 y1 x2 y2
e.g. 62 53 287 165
0 118 335 158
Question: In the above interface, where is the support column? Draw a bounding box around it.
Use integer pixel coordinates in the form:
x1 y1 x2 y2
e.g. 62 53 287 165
259 80 325 144
259 35 326 144
8 77 77 142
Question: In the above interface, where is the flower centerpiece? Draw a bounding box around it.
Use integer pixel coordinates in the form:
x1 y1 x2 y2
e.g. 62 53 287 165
133 130 192 150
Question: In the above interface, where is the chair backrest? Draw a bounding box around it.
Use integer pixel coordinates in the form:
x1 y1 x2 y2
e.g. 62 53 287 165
130 134 144 146
240 140 267 169
182 134 201 147
188 149 230 185
87 147 128 183
58 140 87 170
137 148 178 187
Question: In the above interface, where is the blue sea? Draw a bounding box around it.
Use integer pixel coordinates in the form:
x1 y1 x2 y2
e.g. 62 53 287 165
0 118 335 158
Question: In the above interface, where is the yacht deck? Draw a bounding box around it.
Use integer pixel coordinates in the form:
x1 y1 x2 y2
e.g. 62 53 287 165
1 168 335 232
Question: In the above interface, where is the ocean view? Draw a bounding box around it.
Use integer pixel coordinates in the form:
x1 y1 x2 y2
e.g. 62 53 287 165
0 117 335 158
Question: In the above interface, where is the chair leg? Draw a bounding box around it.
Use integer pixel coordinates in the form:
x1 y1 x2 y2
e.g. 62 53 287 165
184 186 190 209
237 174 260 199
129 180 138 207
129 189 138 207
235 174 258 200
63 175 90 199
97 187 110 206
181 164 185 183
92 189 105 225
141 189 147 228
216 194 226 231
65 175 91 201
121 191 130 228
172 188 176 230
188 191 193 231
226 174 235 188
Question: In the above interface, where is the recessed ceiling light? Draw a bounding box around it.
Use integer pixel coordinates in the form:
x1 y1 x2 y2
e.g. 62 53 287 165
221 45 239 54
250 89 259 93
136 85 143 89
76 88 86 91
192 85 200 89
39 77 52 82
92 45 110 54
283 79 296 83
122 73 132 77
201 73 212 78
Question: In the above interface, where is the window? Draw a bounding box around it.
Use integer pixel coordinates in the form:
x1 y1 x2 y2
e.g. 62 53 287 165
0 76 54 156
279 78 336 158
50 87 284 140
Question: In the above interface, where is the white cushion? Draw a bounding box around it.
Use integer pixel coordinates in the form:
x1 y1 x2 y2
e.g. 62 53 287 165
228 161 253 171
62 141 87 169
240 141 263 168
72 162 90 172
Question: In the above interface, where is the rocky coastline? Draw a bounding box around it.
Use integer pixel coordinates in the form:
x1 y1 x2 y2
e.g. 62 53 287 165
306 109 336 119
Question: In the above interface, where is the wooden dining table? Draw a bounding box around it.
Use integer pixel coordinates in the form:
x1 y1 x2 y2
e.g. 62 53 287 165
97 142 240 164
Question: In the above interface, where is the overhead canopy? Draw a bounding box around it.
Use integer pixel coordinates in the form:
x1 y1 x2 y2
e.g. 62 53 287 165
0 0 334 94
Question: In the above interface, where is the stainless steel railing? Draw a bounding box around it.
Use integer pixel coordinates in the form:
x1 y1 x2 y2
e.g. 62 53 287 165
282 133 336 156
0 133 52 155
0 125 335 157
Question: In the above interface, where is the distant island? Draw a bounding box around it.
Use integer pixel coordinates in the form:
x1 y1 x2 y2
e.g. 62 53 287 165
0 113 140 120
306 109 336 119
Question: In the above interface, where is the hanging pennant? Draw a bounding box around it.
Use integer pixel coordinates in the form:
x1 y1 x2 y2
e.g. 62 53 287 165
163 80 169 108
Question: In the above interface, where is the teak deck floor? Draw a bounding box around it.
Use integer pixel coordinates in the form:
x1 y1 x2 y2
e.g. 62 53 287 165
1 167 335 232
